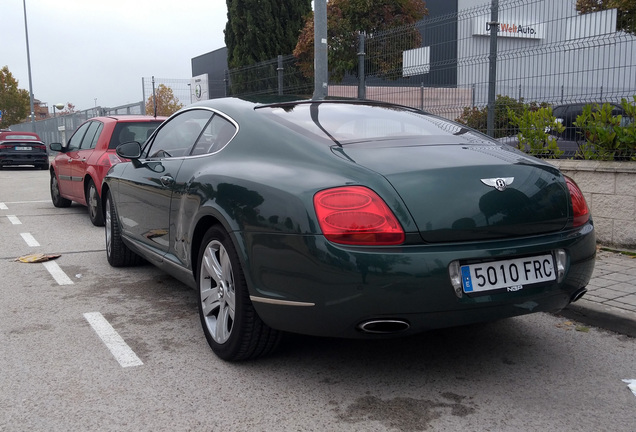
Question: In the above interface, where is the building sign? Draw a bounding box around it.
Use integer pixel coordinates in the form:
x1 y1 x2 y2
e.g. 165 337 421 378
190 74 209 102
473 15 542 39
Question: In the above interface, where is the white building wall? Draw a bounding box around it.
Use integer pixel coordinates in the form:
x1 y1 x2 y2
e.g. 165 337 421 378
456 0 636 106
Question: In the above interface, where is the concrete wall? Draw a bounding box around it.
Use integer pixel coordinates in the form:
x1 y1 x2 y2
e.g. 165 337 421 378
550 160 636 249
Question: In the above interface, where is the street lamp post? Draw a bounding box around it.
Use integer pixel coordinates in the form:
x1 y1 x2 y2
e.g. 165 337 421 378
53 103 64 144
52 103 64 118
22 0 36 133
313 0 328 100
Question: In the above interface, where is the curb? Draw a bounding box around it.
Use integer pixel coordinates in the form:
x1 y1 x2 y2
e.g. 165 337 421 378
557 299 636 338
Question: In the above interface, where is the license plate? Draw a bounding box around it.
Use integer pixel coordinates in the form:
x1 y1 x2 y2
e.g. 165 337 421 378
461 254 555 293
15 146 32 151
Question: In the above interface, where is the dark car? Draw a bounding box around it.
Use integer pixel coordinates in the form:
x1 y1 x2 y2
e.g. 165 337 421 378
551 102 626 141
103 98 596 361
0 131 49 170
49 116 166 226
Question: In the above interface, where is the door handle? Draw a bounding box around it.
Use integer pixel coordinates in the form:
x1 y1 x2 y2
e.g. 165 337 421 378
160 175 174 186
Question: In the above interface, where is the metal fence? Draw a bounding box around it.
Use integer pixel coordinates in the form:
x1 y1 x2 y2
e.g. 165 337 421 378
226 55 313 98
141 77 195 113
223 0 636 139
8 0 636 153
9 102 144 146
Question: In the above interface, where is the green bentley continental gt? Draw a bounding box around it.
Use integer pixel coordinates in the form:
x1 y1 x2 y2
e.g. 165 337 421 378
102 97 596 361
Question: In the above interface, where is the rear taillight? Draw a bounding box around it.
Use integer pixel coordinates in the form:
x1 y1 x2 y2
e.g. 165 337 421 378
565 176 590 227
314 186 405 245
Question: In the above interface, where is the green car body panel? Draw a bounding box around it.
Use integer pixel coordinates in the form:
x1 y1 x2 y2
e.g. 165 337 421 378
103 98 596 339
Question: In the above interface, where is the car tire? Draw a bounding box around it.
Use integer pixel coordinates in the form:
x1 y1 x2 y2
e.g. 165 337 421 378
40 163 49 170
105 190 143 267
50 171 72 208
197 225 282 361
87 179 104 226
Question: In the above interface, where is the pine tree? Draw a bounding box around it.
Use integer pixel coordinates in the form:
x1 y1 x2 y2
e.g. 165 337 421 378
225 0 311 69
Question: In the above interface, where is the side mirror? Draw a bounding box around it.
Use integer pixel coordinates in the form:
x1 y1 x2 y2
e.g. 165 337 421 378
116 141 142 159
49 142 63 152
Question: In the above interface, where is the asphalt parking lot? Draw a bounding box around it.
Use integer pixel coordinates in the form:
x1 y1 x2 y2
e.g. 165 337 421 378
1 165 635 431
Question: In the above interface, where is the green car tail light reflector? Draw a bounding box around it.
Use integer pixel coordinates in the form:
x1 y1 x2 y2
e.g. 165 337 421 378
565 176 590 227
314 186 405 245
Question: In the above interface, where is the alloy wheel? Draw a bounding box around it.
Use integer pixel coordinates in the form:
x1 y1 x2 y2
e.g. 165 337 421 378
199 240 236 344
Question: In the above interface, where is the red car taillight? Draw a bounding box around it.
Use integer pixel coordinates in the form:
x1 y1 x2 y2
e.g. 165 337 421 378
314 186 405 245
565 176 590 227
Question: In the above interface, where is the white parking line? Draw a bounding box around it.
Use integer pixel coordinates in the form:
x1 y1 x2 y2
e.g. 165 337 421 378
7 215 21 225
42 260 74 285
20 233 40 247
2 200 49 204
0 203 8 210
83 312 144 368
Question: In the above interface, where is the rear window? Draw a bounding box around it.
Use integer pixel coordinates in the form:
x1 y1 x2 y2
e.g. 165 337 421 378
0 134 40 141
259 102 490 145
109 121 164 149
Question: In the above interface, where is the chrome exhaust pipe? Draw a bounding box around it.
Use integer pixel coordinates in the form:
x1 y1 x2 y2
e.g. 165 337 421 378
571 288 587 303
358 319 410 334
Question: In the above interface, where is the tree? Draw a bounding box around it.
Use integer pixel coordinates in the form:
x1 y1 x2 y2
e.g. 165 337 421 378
293 0 428 82
0 66 30 129
576 0 636 34
145 84 184 117
225 0 312 69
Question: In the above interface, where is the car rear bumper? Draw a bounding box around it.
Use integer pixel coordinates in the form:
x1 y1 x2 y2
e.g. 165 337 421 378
0 153 49 166
239 223 596 338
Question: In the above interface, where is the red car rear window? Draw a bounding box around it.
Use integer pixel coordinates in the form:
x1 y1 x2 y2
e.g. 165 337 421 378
1 134 40 141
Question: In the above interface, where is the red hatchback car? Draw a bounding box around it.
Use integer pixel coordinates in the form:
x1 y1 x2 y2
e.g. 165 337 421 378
49 116 166 225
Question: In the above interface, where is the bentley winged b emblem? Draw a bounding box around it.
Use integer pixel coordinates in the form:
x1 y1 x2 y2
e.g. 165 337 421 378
480 177 514 192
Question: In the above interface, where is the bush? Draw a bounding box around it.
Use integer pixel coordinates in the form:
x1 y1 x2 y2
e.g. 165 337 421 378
573 97 636 161
456 95 545 139
509 107 564 158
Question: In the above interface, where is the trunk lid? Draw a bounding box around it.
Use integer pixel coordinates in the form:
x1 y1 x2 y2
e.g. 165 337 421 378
334 142 570 243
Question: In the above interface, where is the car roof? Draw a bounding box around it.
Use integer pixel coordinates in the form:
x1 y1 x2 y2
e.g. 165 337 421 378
553 102 622 109
87 115 168 123
0 131 42 141
183 96 425 121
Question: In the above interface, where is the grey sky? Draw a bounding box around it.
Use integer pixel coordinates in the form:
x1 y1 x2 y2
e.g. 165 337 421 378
2 0 228 112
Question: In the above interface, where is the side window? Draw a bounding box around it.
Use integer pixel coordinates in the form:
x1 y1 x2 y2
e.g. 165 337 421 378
191 114 237 155
89 123 104 149
145 109 213 158
80 122 102 150
67 122 92 151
